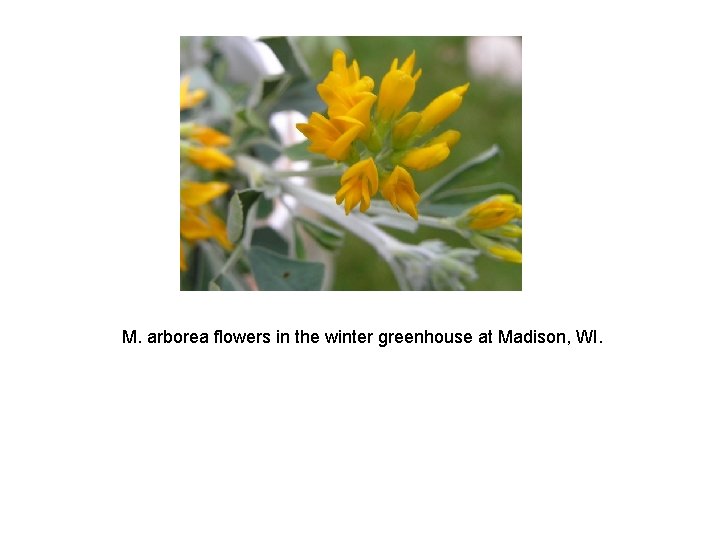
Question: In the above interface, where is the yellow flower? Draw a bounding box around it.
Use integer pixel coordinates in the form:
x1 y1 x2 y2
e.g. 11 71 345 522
335 158 378 214
181 206 233 251
180 180 232 271
415 83 470 136
185 146 235 171
296 113 364 161
468 232 522 264
464 195 522 230
180 76 207 111
401 143 451 171
180 180 232 207
496 224 522 238
392 112 422 146
377 51 422 121
318 49 375 99
381 166 421 220
427 129 461 149
489 245 522 263
331 92 377 139
188 125 231 147
316 50 377 140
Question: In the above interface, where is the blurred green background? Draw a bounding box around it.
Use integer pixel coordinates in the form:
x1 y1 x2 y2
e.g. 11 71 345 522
296 36 522 291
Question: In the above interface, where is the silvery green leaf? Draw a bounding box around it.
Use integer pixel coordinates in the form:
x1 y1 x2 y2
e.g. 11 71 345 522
249 247 324 291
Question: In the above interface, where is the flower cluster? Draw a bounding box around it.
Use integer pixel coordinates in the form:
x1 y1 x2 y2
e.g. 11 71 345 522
179 76 235 271
456 194 522 263
180 77 236 172
297 50 469 220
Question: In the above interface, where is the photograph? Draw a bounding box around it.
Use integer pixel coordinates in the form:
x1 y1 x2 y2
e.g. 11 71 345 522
180 36 522 290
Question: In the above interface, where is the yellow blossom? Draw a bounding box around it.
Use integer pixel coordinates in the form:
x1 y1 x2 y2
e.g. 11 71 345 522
392 112 422 146
330 92 376 139
468 233 522 264
465 195 522 230
380 166 421 220
318 49 375 98
415 83 470 135
427 129 461 149
377 51 422 121
496 224 522 238
401 143 451 171
489 245 522 263
180 206 232 251
188 125 231 147
335 158 378 214
296 113 364 161
180 180 232 271
180 76 207 110
316 50 377 140
185 146 235 171
180 180 231 207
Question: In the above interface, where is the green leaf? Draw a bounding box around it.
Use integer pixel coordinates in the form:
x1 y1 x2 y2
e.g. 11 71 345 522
256 196 274 219
208 244 251 291
249 246 324 291
425 182 522 206
251 226 289 255
421 145 502 202
284 140 316 161
226 192 244 243
296 216 345 251
235 107 268 133
235 189 261 234
260 37 311 80
189 241 247 291
261 76 286 101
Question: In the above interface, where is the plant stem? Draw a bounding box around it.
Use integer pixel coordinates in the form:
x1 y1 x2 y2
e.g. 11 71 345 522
272 164 346 178
278 179 411 289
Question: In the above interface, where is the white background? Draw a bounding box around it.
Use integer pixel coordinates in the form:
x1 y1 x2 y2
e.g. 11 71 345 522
1 1 719 539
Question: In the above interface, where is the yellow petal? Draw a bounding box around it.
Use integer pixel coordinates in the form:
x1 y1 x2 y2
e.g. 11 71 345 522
489 245 522 263
400 51 416 75
332 49 347 76
180 210 213 240
377 70 416 121
497 224 522 238
203 207 233 251
401 143 451 171
336 158 378 213
180 76 207 110
397 190 420 220
342 93 377 139
186 146 235 171
190 125 232 147
427 129 461 149
392 112 422 146
181 180 230 208
466 195 522 230
325 122 363 161
380 166 420 220
297 113 363 161
416 83 470 135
